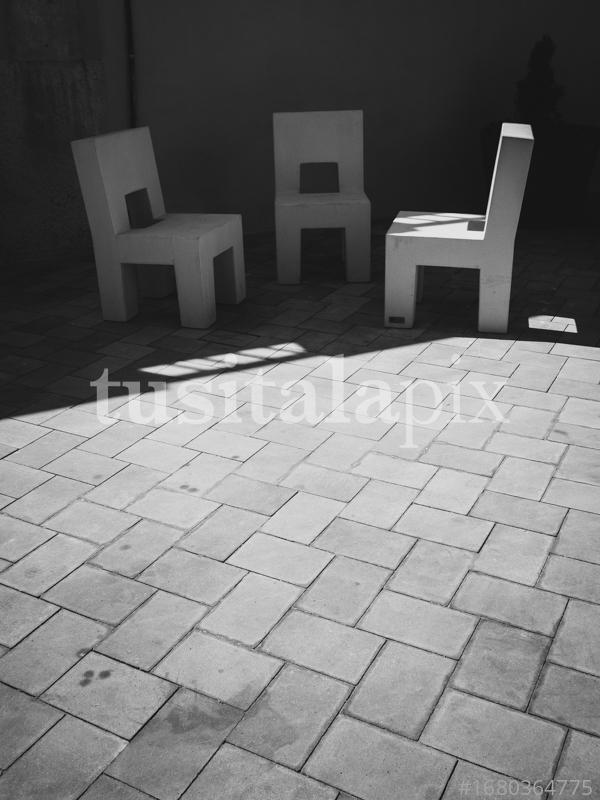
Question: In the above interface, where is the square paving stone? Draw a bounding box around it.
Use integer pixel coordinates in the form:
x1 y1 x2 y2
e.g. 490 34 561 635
452 573 566 635
340 480 417 528
92 520 182 576
544 478 600 515
187 429 265 461
297 555 389 624
86 464 166 510
227 532 332 585
530 664 600 736
559 397 600 429
474 524 552 585
394 504 492 550
261 492 343 544
154 631 281 709
200 573 300 645
421 689 565 783
106 688 242 800
157 452 238 496
140 548 245 603
353 451 437 489
182 743 337 800
79 420 152 457
118 439 196 473
254 419 331 452
0 517 54 560
0 609 107 694
347 640 454 738
500 405 555 438
549 600 600 677
127 488 218 529
0 534 96 595
416 468 488 514
0 460 50 497
43 564 154 624
45 449 126 485
0 584 57 646
436 418 498 449
557 445 600 485
44 501 139 544
304 715 454 800
420 442 501 476
359 590 476 658
0 683 62 768
228 663 348 768
554 509 600 564
235 442 306 482
3 476 92 524
261 609 382 683
281 463 367 502
387 540 473 603
539 554 600 603
471 491 566 535
0 418 48 448
314 517 414 568
487 457 554 501
206 475 295 515
42 652 175 738
0 715 125 800
554 731 600 800
179 506 266 560
451 621 548 709
307 432 374 471
79 775 154 799
442 761 547 799
98 591 207 669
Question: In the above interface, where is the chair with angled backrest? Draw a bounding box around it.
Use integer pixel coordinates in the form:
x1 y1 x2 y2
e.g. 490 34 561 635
273 110 371 284
384 123 534 333
72 126 245 329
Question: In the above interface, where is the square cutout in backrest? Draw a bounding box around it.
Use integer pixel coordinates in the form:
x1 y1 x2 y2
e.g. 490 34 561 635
125 188 155 228
299 162 339 193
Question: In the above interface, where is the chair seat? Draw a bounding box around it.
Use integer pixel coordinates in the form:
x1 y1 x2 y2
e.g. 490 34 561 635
276 191 369 208
118 213 240 264
387 211 486 241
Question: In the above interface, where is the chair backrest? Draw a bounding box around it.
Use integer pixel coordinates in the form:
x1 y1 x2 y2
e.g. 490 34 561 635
273 110 365 194
71 126 165 243
484 123 534 244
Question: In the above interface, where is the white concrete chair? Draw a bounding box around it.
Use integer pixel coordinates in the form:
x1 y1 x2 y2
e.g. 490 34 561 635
385 123 534 333
72 126 245 328
273 110 371 284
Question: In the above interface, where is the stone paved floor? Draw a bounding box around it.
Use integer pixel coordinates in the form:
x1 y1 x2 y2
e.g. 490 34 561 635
1 226 600 800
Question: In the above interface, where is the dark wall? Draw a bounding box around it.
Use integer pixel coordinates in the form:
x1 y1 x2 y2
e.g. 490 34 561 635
132 0 600 232
0 0 130 272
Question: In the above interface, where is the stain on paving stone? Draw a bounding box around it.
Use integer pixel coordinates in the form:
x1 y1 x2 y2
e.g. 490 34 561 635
79 668 111 686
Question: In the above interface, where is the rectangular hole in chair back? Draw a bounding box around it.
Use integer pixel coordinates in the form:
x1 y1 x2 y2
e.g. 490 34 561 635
299 162 340 193
125 188 156 228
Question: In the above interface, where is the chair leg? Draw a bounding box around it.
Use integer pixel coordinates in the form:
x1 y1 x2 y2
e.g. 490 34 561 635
214 218 245 304
478 267 512 333
275 211 301 284
96 259 138 321
384 240 419 328
344 214 371 282
173 237 216 328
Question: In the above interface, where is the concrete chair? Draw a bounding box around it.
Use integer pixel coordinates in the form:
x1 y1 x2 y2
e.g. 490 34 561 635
273 110 371 284
72 126 245 328
385 123 534 333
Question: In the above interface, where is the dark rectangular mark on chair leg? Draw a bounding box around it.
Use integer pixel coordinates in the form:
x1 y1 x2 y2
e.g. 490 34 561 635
388 316 405 324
